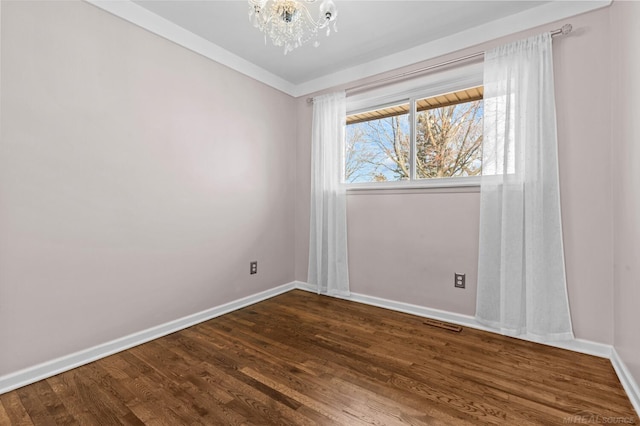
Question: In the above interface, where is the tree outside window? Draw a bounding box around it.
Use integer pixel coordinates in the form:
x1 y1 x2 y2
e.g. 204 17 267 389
345 87 483 184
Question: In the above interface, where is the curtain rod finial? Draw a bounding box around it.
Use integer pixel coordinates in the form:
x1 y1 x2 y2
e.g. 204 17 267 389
561 24 572 35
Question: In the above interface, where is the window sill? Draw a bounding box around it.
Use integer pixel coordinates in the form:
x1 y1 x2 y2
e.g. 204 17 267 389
345 177 481 194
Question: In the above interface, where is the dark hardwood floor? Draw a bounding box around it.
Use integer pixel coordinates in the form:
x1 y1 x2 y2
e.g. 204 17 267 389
1 290 637 425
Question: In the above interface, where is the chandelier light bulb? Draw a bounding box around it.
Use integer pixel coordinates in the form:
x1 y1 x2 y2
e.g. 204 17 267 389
248 0 338 54
319 0 336 22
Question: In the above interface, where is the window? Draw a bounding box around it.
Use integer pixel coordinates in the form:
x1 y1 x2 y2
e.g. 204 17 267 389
346 102 411 183
345 86 483 186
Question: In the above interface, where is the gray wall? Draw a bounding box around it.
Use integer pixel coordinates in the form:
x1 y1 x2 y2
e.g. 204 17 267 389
295 7 615 345
611 0 640 390
0 0 297 375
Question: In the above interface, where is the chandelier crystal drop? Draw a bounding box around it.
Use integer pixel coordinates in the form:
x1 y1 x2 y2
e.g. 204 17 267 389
248 0 338 55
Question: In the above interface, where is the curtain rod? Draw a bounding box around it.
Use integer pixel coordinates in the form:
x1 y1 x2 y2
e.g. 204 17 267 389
306 23 572 104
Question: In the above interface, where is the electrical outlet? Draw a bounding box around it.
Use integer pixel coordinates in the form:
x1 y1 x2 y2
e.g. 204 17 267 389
250 261 258 275
454 273 465 289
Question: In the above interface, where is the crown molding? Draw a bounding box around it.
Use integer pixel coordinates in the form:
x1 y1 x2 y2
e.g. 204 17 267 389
85 0 297 95
292 0 612 97
85 0 611 98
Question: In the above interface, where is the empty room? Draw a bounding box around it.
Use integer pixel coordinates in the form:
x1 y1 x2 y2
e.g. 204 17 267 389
0 0 639 424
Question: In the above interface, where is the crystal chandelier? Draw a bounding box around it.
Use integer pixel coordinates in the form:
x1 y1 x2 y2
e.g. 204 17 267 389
248 0 338 55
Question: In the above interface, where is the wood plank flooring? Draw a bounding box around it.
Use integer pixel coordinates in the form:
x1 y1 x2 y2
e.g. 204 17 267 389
1 290 637 425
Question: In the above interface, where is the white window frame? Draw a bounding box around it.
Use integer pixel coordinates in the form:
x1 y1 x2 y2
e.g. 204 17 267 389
345 62 484 191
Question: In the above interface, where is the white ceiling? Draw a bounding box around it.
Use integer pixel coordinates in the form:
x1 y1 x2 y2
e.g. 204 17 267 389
88 0 611 97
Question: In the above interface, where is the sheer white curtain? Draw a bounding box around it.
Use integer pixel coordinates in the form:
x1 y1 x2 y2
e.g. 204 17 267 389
476 33 573 342
308 91 350 296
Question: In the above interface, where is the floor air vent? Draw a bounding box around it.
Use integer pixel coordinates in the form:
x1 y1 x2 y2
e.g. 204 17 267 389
423 319 463 333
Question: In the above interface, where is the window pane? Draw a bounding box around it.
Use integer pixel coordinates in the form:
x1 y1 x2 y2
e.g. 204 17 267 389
345 103 410 183
416 98 483 179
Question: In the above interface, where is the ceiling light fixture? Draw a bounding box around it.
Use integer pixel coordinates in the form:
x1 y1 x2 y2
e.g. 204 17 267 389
248 0 338 55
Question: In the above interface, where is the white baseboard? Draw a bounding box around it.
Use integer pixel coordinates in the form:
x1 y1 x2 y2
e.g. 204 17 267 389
303 282 639 414
294 281 612 358
0 281 296 395
611 349 640 416
3 280 637 417
294 280 317 293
